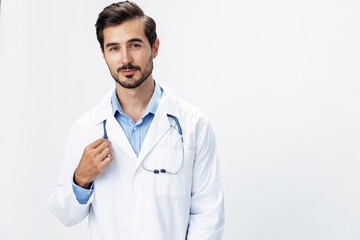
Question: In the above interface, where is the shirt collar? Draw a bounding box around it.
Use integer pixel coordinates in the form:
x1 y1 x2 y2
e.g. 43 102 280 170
111 88 124 115
111 80 163 118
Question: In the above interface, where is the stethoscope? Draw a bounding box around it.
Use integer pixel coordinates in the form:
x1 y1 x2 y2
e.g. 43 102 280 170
103 114 184 174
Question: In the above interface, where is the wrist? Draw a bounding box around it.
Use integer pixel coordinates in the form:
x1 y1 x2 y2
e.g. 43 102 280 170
74 169 91 189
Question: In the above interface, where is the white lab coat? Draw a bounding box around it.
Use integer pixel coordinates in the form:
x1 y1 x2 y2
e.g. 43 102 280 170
48 85 224 240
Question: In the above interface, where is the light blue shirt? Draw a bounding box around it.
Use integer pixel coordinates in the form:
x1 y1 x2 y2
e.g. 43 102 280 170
72 81 163 204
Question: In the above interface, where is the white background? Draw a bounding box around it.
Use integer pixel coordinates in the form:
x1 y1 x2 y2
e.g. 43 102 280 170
1 0 360 239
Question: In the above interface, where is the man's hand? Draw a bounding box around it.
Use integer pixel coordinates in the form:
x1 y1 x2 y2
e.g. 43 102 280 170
74 138 114 189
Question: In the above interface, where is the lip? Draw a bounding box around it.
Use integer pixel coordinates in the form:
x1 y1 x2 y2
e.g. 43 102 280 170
120 69 137 76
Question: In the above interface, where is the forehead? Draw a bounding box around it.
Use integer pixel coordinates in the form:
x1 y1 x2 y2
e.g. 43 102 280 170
103 18 147 45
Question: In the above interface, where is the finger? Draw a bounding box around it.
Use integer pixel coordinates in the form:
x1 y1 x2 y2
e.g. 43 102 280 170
98 146 112 160
94 140 111 154
88 138 105 149
100 155 114 169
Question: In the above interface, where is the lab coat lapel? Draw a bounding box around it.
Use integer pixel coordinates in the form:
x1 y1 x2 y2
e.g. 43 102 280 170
93 88 137 159
106 115 137 160
137 98 171 164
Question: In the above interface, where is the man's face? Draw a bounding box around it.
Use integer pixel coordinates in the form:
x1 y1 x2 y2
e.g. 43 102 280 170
102 19 159 89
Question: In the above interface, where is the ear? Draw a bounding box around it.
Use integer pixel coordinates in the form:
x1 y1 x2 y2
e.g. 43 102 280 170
152 38 160 59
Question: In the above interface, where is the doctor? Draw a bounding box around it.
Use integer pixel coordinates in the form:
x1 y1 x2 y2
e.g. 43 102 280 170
48 1 224 239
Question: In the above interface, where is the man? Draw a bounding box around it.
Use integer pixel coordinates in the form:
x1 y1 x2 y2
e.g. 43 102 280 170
49 1 224 239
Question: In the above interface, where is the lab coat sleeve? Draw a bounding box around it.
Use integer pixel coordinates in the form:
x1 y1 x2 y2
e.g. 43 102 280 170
48 128 93 227
187 118 225 240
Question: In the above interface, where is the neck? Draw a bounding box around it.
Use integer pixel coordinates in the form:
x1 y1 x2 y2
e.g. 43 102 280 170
115 77 155 122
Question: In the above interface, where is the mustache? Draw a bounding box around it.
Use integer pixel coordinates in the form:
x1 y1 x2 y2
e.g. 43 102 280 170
117 64 141 73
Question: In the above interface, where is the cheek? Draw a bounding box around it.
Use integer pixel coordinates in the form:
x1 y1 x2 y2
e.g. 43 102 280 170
105 56 119 70
134 52 151 66
105 52 120 62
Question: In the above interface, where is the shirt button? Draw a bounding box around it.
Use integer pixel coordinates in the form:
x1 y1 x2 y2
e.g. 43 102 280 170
134 127 137 130
138 223 144 229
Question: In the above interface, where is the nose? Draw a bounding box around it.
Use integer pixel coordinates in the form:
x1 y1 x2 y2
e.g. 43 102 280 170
120 49 133 65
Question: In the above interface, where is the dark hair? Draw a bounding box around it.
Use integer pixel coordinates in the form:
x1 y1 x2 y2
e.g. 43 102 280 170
95 1 157 51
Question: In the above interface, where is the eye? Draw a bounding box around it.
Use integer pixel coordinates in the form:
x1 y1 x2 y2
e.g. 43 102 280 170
131 43 141 48
109 46 118 51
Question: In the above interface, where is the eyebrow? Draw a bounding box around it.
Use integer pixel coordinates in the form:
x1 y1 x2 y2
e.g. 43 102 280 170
128 38 144 44
105 38 144 49
105 42 119 49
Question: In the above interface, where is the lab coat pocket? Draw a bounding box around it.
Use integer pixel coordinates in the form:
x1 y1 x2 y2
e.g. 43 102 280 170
153 149 194 197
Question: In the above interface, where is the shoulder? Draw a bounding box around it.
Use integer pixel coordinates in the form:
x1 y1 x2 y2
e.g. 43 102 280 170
162 85 212 133
162 86 216 154
178 97 210 126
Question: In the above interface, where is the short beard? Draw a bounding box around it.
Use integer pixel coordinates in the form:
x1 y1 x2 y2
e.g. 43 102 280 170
110 55 153 89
